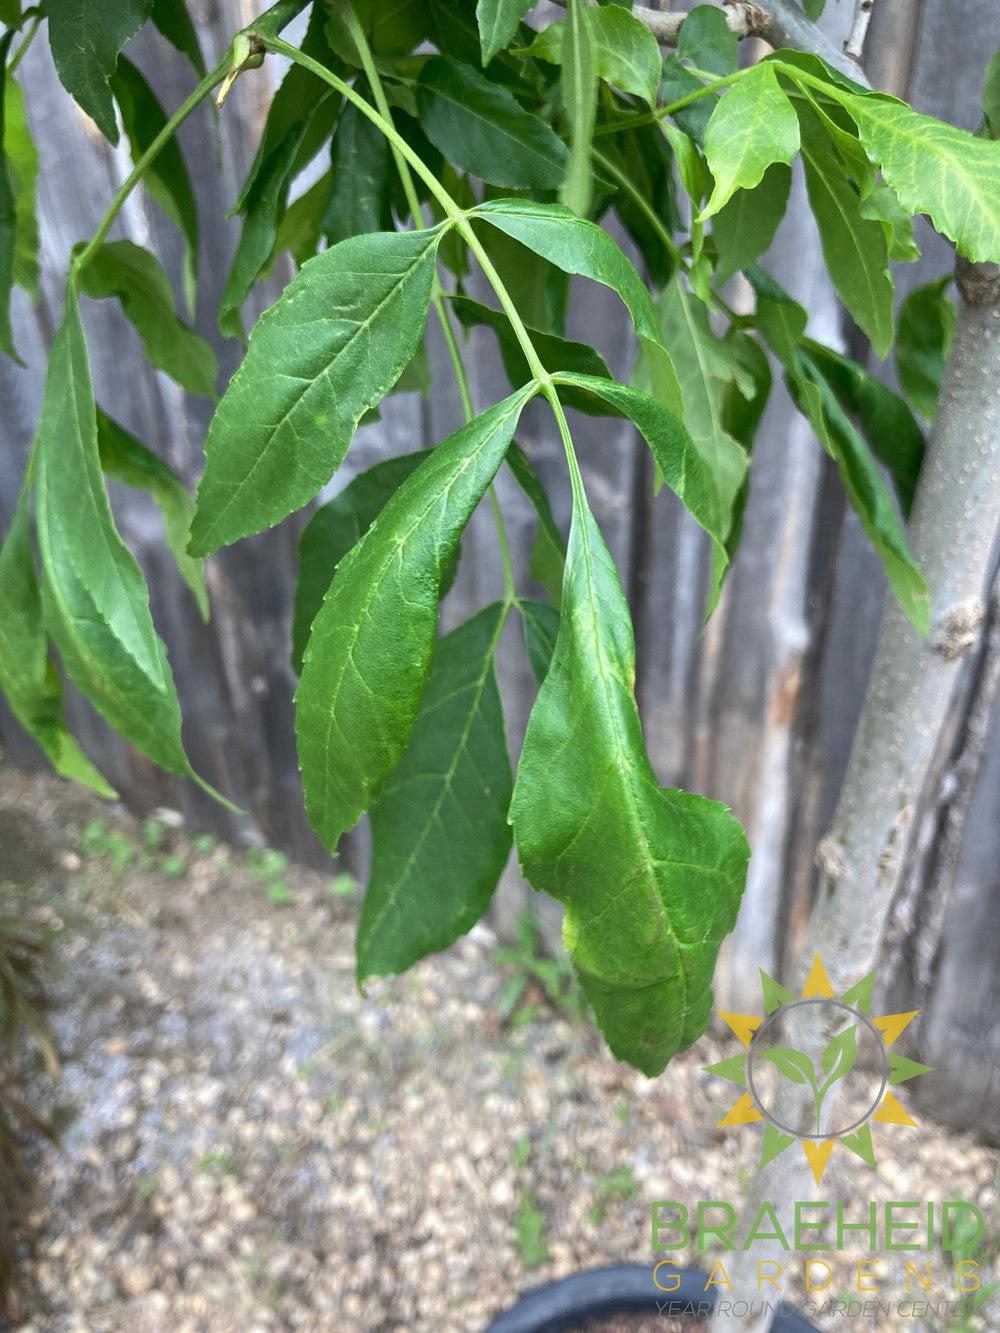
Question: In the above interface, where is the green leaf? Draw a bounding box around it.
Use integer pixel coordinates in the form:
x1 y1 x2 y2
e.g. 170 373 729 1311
759 1046 816 1087
820 1024 858 1084
112 56 199 312
471 197 682 413
677 5 739 76
95 408 208 620
75 240 218 397
655 277 748 536
34 289 206 783
984 46 1000 136
560 0 598 216
291 449 456 675
417 55 568 190
712 163 790 285
359 602 513 981
661 121 709 211
788 346 929 632
296 387 535 850
506 442 565 607
661 5 738 143
450 292 612 412
0 31 21 364
4 70 38 301
272 172 330 271
839 91 1000 263
0 2 19 24
46 0 151 145
518 598 560 683
553 373 726 551
149 0 204 75
803 340 925 515
190 225 444 555
477 0 534 66
326 0 429 63
0 486 116 798
859 182 920 263
510 469 749 1075
701 63 800 218
219 120 310 338
897 275 956 421
235 4 341 214
797 103 893 356
802 0 827 16
474 209 569 333
323 99 393 246
603 123 678 286
588 4 661 105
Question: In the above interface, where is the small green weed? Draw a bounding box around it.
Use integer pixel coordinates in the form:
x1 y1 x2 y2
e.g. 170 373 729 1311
80 820 134 874
515 1192 549 1267
495 908 584 1026
328 872 357 898
589 1165 638 1225
195 1149 236 1176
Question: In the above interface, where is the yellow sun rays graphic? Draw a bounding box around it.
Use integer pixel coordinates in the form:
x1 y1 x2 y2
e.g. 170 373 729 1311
704 955 932 1186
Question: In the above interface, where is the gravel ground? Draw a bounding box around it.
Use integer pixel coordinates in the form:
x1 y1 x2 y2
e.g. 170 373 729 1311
0 762 997 1333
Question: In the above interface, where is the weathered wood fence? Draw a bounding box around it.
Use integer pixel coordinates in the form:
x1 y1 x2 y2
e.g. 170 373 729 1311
2 0 998 1134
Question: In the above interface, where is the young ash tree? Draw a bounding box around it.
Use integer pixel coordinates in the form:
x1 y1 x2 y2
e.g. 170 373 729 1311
1 0 999 1148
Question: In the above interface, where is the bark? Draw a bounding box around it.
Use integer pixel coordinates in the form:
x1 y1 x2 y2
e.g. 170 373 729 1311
711 273 1000 1331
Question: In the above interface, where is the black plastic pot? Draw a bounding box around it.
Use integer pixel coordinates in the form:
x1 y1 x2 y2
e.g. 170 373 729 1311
483 1264 821 1332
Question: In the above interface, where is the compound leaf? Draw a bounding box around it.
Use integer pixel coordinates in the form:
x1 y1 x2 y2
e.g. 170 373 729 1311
190 225 443 555
46 0 151 145
76 240 217 397
510 470 749 1075
701 63 799 218
296 386 535 851
417 55 568 190
359 602 513 981
96 408 208 620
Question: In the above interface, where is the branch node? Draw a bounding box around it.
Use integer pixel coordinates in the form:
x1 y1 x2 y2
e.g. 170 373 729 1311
815 837 846 884
931 601 985 661
955 258 1000 308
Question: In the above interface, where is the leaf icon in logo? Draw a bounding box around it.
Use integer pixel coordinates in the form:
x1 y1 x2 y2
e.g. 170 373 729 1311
821 1024 859 1088
759 1046 816 1087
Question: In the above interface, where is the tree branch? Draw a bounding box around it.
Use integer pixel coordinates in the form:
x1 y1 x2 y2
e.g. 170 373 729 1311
550 0 872 88
711 267 1000 1332
845 0 876 62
